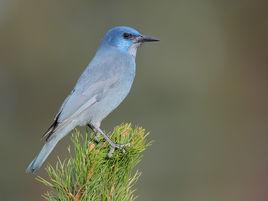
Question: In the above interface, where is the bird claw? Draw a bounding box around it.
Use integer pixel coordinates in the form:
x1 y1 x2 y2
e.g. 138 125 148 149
107 147 115 158
107 143 130 158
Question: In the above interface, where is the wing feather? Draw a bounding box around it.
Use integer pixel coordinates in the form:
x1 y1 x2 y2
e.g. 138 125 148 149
42 49 126 140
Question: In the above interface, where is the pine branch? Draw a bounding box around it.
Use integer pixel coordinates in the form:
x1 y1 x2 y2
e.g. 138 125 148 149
37 123 150 201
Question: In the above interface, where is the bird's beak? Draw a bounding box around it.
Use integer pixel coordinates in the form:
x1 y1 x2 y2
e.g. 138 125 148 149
136 35 159 43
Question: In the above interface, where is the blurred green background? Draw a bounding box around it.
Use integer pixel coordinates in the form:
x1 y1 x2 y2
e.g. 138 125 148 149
1 0 268 200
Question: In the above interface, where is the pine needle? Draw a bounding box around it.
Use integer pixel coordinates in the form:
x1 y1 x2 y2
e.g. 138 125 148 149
37 123 150 201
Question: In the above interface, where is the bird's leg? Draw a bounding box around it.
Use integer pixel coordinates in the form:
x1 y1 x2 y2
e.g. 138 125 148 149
92 125 129 157
87 124 101 142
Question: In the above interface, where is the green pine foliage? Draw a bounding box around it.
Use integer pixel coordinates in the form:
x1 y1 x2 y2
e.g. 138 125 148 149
37 123 150 201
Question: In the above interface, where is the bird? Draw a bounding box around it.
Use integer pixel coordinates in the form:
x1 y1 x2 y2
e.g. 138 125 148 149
26 26 159 173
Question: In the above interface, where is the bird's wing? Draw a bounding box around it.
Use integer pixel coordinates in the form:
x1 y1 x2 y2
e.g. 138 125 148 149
42 49 127 140
59 75 119 122
58 50 126 123
43 74 119 141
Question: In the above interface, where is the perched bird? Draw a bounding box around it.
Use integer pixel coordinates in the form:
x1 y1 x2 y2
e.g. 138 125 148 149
26 26 158 173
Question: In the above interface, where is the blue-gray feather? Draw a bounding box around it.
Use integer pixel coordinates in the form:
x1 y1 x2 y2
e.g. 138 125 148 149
26 26 157 173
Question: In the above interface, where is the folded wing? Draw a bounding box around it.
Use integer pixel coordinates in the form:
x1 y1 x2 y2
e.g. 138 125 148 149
43 75 119 141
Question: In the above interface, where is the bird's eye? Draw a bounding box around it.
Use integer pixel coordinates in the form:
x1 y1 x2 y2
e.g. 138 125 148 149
123 32 132 39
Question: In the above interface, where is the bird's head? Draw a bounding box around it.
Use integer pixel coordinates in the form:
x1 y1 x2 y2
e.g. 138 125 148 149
101 26 159 56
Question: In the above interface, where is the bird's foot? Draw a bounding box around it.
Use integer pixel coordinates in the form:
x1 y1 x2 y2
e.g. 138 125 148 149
107 142 130 158
90 125 130 157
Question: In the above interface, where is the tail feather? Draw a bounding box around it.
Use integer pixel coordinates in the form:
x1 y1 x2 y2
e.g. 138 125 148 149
26 121 75 173
26 137 60 173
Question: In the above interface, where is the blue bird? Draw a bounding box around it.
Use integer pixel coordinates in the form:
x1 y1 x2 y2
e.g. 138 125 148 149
26 26 158 173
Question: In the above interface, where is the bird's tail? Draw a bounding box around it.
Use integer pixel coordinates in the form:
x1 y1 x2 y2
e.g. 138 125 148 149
26 136 60 173
26 122 75 173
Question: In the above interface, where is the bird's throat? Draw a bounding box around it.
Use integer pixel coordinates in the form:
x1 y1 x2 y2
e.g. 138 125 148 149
128 43 140 57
